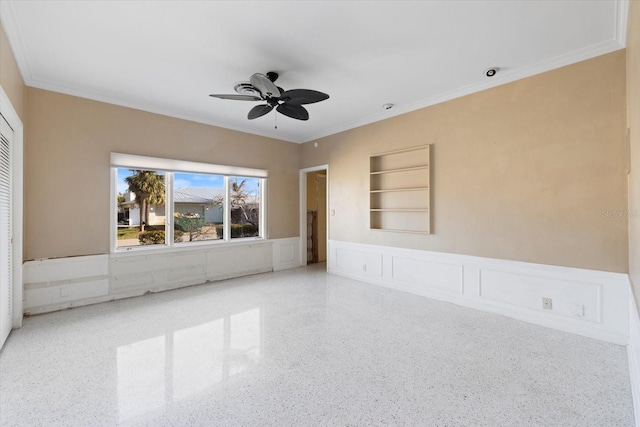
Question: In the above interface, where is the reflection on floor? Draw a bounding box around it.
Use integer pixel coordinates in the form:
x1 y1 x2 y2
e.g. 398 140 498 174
117 308 260 423
0 263 634 426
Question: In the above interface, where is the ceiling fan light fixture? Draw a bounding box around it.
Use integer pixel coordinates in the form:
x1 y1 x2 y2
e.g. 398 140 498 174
234 82 261 97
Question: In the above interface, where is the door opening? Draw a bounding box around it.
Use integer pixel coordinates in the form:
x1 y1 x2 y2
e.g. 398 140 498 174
306 171 326 264
299 165 329 269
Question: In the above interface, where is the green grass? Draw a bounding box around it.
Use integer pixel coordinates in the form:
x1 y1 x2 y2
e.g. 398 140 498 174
117 225 166 240
117 227 140 240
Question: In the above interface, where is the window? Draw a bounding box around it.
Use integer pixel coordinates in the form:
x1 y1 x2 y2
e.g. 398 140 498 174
174 172 225 243
116 169 166 248
229 177 261 239
112 154 266 251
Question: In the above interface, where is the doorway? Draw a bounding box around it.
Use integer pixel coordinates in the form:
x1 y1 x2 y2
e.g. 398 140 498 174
299 165 329 268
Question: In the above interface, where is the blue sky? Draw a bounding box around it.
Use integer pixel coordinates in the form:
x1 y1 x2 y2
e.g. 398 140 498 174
117 169 258 194
174 172 224 190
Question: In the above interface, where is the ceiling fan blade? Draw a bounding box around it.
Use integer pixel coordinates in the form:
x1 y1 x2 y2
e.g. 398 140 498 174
209 94 262 101
248 104 274 120
276 104 309 121
279 89 329 105
250 73 281 98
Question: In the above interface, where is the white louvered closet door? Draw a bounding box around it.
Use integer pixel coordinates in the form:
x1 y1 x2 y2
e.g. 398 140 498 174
0 113 13 349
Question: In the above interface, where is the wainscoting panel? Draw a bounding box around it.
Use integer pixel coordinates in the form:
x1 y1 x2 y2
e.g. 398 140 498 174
328 240 630 345
23 254 109 314
479 269 601 323
391 256 463 295
272 237 300 271
333 247 382 278
23 240 290 314
111 242 272 297
204 243 272 281
110 250 209 295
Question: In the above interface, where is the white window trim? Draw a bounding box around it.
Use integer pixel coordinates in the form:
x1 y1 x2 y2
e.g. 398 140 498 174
111 153 268 177
110 153 267 253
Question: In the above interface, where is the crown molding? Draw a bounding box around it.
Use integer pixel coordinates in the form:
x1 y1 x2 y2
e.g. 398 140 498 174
0 1 33 86
616 0 630 47
304 38 625 143
2 0 630 145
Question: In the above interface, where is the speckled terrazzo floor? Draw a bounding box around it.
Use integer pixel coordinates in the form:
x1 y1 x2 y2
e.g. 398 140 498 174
0 263 634 426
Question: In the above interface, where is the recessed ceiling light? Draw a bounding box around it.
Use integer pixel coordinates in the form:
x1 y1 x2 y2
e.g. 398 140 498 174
485 67 500 77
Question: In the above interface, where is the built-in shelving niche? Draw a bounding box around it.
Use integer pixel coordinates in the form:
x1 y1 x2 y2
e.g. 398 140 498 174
369 144 430 234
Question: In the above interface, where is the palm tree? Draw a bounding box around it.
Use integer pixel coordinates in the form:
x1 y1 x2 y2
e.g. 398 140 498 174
212 178 259 226
124 170 165 231
230 178 249 222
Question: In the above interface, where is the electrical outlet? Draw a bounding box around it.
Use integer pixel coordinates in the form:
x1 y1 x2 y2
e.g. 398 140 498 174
542 297 552 310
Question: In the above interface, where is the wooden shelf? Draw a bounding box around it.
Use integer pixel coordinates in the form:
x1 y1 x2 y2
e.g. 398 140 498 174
370 187 428 193
370 208 429 212
369 165 428 175
369 144 431 234
371 228 431 234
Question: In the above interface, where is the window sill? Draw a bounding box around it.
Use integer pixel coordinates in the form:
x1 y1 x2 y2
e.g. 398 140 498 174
112 237 268 258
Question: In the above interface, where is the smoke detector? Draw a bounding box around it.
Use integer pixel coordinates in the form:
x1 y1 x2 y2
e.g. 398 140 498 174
484 67 500 77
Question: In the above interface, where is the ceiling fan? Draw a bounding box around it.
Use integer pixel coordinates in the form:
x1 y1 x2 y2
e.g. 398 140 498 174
209 72 329 121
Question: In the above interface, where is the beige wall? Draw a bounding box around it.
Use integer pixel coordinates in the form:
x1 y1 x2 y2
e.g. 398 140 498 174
25 88 300 260
8 16 632 275
628 0 640 303
302 51 628 273
0 22 25 123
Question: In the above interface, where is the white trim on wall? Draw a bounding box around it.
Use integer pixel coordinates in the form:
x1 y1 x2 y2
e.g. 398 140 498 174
328 240 630 345
22 238 299 314
111 152 268 178
272 237 300 272
0 85 23 330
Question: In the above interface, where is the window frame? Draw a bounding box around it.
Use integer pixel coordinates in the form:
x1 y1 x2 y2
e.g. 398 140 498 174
110 153 268 253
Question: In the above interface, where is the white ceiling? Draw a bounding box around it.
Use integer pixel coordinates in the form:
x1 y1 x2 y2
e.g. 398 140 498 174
0 1 629 143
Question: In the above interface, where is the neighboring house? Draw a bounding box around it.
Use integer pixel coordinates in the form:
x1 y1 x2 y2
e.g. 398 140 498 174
118 188 226 227
117 191 165 227
174 187 224 224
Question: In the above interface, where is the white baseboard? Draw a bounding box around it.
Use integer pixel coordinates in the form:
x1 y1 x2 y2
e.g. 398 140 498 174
328 240 630 345
23 239 298 314
272 237 300 271
629 291 640 427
